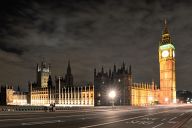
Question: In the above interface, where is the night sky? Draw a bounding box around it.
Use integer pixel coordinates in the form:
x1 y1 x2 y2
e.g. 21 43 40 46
0 0 192 91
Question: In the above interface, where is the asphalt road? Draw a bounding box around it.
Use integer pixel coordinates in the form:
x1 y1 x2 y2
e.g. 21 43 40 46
0 105 192 128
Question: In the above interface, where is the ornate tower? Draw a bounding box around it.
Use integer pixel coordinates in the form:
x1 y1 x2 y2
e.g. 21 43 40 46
37 60 51 88
48 75 53 89
159 19 176 104
64 60 73 86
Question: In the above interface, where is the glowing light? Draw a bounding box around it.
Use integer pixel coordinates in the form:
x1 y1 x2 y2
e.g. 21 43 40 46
108 90 116 99
148 96 153 101
162 50 169 57
165 97 169 102
173 50 175 57
173 99 177 103
159 44 175 50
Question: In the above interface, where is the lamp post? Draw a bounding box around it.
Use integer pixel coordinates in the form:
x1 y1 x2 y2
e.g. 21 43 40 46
58 76 61 105
108 90 116 108
118 78 122 105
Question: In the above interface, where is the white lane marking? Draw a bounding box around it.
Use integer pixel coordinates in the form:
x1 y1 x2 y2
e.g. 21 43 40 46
169 117 177 121
179 113 184 116
126 120 154 125
0 113 97 122
80 111 169 128
168 121 177 124
83 115 118 121
152 123 164 128
141 117 158 121
21 120 63 125
80 115 147 128
161 118 166 121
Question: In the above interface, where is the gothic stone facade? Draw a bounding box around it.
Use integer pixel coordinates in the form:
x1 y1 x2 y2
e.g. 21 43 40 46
28 60 94 106
94 63 132 106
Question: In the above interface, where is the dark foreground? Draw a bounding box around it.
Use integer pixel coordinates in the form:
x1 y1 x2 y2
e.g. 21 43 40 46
0 105 192 128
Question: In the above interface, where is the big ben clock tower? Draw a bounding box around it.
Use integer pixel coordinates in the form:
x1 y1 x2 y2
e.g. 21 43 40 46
159 19 176 104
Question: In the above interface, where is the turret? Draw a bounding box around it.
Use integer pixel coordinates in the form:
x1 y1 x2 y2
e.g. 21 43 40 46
48 75 53 89
41 58 47 68
109 68 112 78
122 61 125 70
17 85 21 92
128 65 132 86
152 79 155 90
37 60 51 88
36 64 40 72
64 60 74 86
128 65 132 75
67 60 71 75
94 68 97 77
101 66 104 74
113 64 116 73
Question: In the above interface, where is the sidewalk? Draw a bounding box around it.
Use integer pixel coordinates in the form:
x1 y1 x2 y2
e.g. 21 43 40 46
181 117 192 128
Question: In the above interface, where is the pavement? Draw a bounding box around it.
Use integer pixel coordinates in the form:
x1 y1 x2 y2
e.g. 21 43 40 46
0 104 191 128
182 116 192 128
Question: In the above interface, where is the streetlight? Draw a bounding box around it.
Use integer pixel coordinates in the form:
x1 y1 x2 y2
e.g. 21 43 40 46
58 76 61 105
173 99 177 104
148 96 153 105
165 97 168 104
108 90 116 108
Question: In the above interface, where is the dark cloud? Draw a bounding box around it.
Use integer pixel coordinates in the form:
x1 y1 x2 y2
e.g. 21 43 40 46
0 0 192 91
0 41 24 55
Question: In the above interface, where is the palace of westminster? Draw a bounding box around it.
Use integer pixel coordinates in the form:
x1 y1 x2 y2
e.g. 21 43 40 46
0 20 176 106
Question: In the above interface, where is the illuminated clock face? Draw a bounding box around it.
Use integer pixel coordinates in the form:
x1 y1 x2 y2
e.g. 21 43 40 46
173 50 175 57
162 50 169 58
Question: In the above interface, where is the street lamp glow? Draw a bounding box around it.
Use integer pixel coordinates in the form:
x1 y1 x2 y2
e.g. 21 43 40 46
108 90 116 108
148 96 153 101
173 99 177 104
165 97 168 102
109 90 116 99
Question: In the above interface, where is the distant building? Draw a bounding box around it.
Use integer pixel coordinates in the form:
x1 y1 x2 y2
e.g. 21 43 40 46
177 90 192 103
94 63 132 106
0 86 27 105
36 61 51 88
0 60 94 107
130 82 159 106
28 60 94 106
94 64 159 106
55 60 74 88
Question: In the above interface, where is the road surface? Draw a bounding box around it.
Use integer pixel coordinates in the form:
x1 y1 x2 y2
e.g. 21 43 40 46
0 105 191 128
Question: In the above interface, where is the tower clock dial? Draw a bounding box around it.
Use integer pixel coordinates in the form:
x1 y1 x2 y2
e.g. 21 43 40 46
162 50 169 58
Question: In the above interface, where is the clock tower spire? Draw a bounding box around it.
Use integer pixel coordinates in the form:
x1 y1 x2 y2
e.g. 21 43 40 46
163 18 168 34
159 19 176 104
160 19 172 45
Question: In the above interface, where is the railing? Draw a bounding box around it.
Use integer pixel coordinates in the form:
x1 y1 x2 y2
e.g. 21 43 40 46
0 105 94 112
